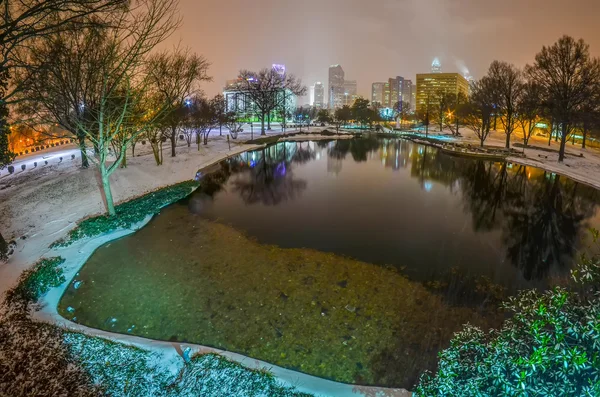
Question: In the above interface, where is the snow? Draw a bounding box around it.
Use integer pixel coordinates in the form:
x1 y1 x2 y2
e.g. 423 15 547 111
408 127 600 190
0 127 411 397
2 124 599 396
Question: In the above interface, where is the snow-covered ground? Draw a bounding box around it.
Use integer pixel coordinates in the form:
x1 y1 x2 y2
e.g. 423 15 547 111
411 127 600 190
2 125 599 397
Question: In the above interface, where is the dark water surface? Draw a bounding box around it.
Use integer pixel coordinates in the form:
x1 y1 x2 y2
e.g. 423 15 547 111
59 137 600 389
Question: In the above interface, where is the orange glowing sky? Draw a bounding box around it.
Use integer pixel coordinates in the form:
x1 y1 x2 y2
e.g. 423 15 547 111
159 0 600 103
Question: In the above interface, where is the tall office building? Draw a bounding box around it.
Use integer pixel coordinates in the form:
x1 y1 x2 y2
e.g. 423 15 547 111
371 82 385 108
401 79 414 111
388 76 405 108
313 82 324 108
328 64 345 109
383 82 390 108
415 73 469 113
343 80 358 106
431 58 442 73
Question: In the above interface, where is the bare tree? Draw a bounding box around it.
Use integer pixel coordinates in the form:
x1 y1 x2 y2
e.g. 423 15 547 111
235 69 306 135
17 0 181 216
433 90 457 133
188 96 217 148
516 81 543 146
526 36 600 162
224 111 244 139
2 0 126 167
146 47 210 157
488 61 524 148
464 78 495 147
393 100 412 129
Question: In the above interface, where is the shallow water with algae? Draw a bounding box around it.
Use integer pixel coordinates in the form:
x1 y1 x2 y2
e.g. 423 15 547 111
59 138 600 389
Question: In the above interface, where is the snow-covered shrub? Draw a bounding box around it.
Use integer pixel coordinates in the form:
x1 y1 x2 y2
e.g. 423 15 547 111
4 257 65 312
415 249 600 396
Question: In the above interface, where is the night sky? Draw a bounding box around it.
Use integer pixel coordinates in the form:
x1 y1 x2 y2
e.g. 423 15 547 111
161 0 600 102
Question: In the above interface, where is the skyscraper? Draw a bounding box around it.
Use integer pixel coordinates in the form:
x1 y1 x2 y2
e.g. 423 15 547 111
431 58 442 73
343 80 358 106
313 82 324 108
388 76 404 108
415 73 469 113
328 64 345 109
371 82 385 108
401 79 414 111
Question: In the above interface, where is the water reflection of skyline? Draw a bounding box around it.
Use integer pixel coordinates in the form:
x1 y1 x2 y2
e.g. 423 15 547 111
195 137 600 284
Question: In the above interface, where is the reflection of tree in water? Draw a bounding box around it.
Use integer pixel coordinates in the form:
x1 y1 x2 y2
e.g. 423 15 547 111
407 145 600 280
502 171 597 280
457 160 599 280
229 142 310 206
327 136 380 162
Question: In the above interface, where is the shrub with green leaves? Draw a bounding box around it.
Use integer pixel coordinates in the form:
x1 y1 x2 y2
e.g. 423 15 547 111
51 181 199 247
5 257 66 310
415 254 600 396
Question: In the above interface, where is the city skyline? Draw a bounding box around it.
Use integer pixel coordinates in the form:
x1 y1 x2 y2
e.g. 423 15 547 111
164 0 600 100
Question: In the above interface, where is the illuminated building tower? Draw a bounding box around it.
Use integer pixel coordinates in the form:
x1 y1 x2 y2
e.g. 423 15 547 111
343 80 358 106
313 82 324 108
328 64 345 109
401 79 414 111
371 82 385 108
272 64 286 77
415 73 469 114
431 58 442 73
383 82 390 108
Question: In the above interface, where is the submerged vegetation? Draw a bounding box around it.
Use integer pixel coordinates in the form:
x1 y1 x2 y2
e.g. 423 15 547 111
58 215 504 388
0 256 311 397
50 181 199 247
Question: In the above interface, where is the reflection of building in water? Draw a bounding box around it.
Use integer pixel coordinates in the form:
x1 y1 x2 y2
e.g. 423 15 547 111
379 140 411 170
327 155 342 175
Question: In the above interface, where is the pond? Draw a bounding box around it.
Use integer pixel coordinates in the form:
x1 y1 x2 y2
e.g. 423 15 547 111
58 137 600 389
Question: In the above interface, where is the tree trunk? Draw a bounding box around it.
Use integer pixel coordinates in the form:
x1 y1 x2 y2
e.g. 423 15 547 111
131 142 136 157
100 164 116 216
261 114 266 136
0 231 8 261
505 132 510 149
558 123 568 162
267 113 271 130
78 134 89 168
582 127 588 149
480 135 484 147
548 120 553 146
170 129 176 157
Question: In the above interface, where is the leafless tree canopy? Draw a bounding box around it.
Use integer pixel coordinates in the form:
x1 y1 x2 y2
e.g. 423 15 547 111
235 68 306 135
525 35 600 161
464 78 495 147
14 0 181 215
1 0 129 104
146 47 211 157
487 60 524 148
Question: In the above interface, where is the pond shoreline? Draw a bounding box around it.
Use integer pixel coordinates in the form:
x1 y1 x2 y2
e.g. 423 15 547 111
387 130 600 190
7 132 410 397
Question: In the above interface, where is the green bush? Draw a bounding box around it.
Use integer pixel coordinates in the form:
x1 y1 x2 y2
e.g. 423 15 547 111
5 257 66 309
415 255 600 396
51 181 199 247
